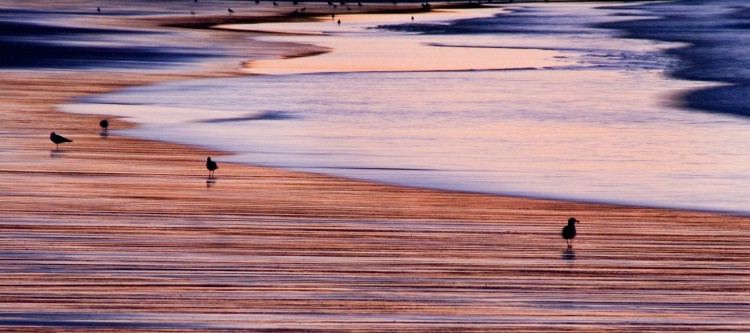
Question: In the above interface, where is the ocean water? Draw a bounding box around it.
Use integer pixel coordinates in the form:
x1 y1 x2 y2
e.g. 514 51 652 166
64 1 750 215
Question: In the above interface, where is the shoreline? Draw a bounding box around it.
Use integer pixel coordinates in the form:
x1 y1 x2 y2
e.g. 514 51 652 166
64 1 748 217
2 0 746 219
2 1 750 331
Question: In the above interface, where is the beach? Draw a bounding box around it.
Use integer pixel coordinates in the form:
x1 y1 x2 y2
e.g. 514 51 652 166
1 0 749 331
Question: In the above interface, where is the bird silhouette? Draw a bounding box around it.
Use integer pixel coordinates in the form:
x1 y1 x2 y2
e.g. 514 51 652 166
561 217 580 248
50 132 72 150
228 8 234 14
206 157 218 179
99 119 109 131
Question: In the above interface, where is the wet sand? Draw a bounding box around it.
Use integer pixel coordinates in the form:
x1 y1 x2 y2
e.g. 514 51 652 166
0 1 748 331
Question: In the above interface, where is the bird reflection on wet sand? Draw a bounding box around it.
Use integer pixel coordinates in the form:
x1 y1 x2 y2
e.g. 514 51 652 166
562 248 576 261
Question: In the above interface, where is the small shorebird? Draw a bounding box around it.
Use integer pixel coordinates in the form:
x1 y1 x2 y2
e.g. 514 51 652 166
562 217 580 248
206 157 218 179
99 119 109 131
50 132 72 150
228 8 234 14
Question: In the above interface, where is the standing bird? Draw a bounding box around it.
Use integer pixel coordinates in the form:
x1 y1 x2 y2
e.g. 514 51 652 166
562 217 580 248
228 8 234 14
99 119 109 131
50 132 72 150
206 157 218 179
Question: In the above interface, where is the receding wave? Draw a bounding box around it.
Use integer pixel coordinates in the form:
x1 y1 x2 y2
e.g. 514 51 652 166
198 111 294 123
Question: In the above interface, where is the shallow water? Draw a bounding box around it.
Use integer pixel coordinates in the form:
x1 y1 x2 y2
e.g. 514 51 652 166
64 2 750 214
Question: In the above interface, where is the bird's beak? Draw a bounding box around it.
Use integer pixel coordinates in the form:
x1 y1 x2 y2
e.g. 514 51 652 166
575 219 580 223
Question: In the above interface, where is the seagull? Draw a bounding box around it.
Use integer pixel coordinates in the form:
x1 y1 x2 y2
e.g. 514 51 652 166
206 157 218 179
99 119 109 131
50 132 72 150
562 217 580 248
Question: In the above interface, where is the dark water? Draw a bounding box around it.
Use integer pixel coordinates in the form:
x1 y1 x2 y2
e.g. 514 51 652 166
0 9 212 69
597 0 750 117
